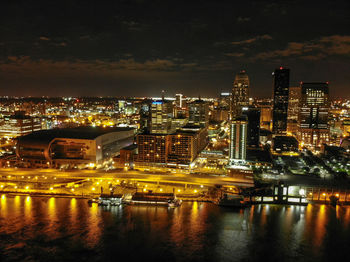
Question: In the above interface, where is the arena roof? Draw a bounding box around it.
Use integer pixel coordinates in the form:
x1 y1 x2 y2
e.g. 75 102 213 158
18 127 134 143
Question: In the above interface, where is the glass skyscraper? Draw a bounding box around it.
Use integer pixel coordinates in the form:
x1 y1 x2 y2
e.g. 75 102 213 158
272 67 290 134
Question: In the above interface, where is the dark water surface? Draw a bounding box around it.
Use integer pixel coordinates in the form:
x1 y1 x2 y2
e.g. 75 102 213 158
1 195 350 262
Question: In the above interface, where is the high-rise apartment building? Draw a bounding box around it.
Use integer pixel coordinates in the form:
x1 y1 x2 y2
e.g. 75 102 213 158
231 70 249 119
272 67 290 134
229 116 247 165
298 82 329 150
188 99 209 128
150 100 174 134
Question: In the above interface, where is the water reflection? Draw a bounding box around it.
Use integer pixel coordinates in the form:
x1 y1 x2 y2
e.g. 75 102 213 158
0 198 350 262
86 203 102 248
24 196 32 222
0 194 7 218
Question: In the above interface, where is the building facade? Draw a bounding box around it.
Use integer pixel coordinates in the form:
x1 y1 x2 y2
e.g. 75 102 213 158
298 82 330 151
287 86 301 136
16 127 135 167
242 107 261 148
229 116 248 165
0 112 41 138
150 100 174 134
136 127 208 166
272 67 290 134
231 70 249 119
188 99 209 128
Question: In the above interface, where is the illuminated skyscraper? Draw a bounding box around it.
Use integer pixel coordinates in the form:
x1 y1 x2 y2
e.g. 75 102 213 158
272 67 290 134
298 82 329 150
231 70 249 119
188 99 209 128
287 86 302 136
150 100 174 134
229 116 247 165
219 92 231 110
175 94 183 108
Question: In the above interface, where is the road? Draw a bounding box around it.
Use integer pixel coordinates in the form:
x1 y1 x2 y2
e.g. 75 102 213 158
0 168 254 188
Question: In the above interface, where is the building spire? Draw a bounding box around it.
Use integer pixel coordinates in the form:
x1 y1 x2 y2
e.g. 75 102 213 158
161 90 165 101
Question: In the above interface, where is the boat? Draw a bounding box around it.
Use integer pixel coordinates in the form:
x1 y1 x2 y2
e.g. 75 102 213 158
97 194 123 206
214 193 247 208
128 192 182 207
87 198 99 204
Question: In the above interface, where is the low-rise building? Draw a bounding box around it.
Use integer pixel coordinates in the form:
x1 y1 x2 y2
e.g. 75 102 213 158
272 135 299 155
0 111 41 138
16 127 135 168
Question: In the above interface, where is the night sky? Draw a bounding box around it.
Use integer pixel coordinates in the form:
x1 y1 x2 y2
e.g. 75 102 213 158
0 0 349 98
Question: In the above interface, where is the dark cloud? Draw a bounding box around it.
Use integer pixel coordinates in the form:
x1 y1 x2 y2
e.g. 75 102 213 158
39 36 50 41
231 35 273 45
0 0 349 97
252 35 350 61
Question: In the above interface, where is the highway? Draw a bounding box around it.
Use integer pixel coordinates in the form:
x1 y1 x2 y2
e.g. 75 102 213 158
0 168 254 188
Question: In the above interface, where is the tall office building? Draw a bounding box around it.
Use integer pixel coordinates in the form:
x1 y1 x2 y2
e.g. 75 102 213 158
231 70 249 119
175 94 183 108
188 99 209 128
298 82 329 150
229 116 248 165
139 99 152 132
219 92 231 110
150 100 174 134
272 67 290 134
287 86 302 136
242 107 261 148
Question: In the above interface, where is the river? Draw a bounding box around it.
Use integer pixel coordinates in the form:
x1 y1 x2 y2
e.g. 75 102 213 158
1 195 350 262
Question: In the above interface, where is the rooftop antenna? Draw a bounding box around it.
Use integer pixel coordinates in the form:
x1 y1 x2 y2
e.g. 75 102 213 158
161 90 165 101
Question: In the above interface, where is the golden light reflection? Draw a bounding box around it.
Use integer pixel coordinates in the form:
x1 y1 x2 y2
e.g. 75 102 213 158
260 205 267 226
48 197 56 221
86 203 102 248
169 202 186 246
70 198 78 226
192 201 199 216
336 205 342 220
314 205 327 247
0 194 6 217
24 196 32 222
345 207 350 225
14 195 20 208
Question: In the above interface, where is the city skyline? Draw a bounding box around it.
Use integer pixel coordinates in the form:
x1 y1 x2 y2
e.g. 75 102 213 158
0 0 349 98
2 2 350 262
